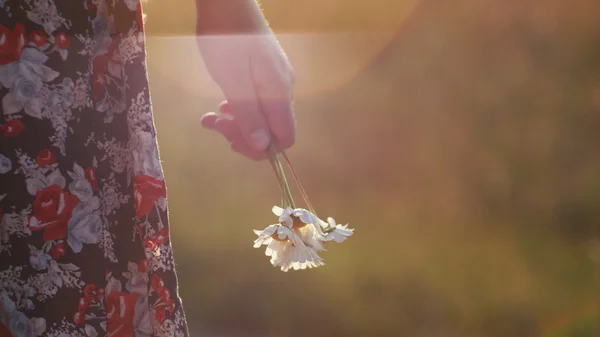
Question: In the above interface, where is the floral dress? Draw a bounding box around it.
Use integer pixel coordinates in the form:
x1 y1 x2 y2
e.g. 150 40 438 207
0 1 189 337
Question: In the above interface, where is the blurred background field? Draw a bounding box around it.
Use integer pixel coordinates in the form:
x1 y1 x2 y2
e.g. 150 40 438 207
142 0 599 336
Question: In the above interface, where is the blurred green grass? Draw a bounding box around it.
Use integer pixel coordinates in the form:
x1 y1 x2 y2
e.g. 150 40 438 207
144 0 600 336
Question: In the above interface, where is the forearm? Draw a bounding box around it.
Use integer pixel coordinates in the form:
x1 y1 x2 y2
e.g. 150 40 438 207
195 0 270 35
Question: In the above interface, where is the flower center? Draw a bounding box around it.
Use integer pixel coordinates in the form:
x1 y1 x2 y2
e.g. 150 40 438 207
270 233 288 242
291 215 307 229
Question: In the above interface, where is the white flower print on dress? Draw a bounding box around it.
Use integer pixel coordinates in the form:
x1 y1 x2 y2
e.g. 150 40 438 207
0 48 59 118
0 1 189 336
24 0 70 35
0 154 11 173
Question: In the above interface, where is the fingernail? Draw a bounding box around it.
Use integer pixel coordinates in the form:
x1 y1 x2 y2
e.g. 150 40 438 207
250 129 270 151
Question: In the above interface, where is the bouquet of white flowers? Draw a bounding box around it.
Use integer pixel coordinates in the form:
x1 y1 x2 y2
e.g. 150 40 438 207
253 146 354 272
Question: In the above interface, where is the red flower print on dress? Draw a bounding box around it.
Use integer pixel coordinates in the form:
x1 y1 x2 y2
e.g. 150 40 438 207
29 30 47 47
164 297 176 314
0 3 187 336
0 23 26 65
142 237 157 251
73 311 85 326
55 32 71 49
85 166 98 191
138 227 169 252
155 227 169 244
151 274 165 294
1 119 24 137
92 53 109 100
36 149 56 167
135 31 144 47
50 242 66 259
74 284 105 327
83 284 104 302
154 306 166 324
142 227 169 251
91 39 120 100
138 259 148 272
108 39 120 62
77 296 91 312
105 292 139 337
133 175 166 219
29 185 79 241
135 3 145 46
152 274 176 324
136 3 144 32
0 320 11 336
87 2 97 13
159 288 176 312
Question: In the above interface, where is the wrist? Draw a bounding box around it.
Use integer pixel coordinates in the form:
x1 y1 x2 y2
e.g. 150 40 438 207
195 0 270 36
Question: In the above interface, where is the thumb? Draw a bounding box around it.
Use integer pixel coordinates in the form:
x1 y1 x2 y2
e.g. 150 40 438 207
225 99 271 152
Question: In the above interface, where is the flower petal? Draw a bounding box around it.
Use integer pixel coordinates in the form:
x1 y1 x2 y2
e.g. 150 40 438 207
325 224 354 243
253 224 280 248
275 238 324 272
271 206 284 216
293 208 317 225
278 207 294 227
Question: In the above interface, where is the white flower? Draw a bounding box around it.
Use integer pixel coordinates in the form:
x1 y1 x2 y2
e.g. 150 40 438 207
0 48 59 118
31 317 46 337
68 178 93 202
123 262 149 296
254 206 353 271
0 291 16 313
20 299 34 310
29 245 50 271
318 217 354 243
0 154 11 174
23 286 35 298
253 206 324 272
7 310 33 337
124 0 139 10
132 131 163 179
67 203 102 253
274 206 325 251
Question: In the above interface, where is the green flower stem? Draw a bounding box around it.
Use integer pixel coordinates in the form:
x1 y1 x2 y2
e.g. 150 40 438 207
281 150 318 216
267 144 295 209
267 153 286 205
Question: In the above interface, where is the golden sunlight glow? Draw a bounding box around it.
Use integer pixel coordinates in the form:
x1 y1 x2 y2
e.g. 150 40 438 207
143 0 419 98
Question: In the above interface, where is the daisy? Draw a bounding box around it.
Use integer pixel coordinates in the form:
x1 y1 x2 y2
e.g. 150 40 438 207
274 206 325 251
253 145 354 271
318 217 354 243
253 206 324 271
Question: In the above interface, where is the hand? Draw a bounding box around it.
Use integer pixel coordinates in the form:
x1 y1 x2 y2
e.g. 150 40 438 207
198 33 296 161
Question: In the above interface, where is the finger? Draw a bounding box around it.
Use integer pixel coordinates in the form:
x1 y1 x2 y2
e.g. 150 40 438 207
225 97 271 152
260 99 295 150
201 111 236 131
250 59 296 151
220 100 294 150
200 112 219 129
218 101 233 116
201 113 241 144
213 118 242 143
215 115 269 160
212 110 272 160
231 140 269 161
